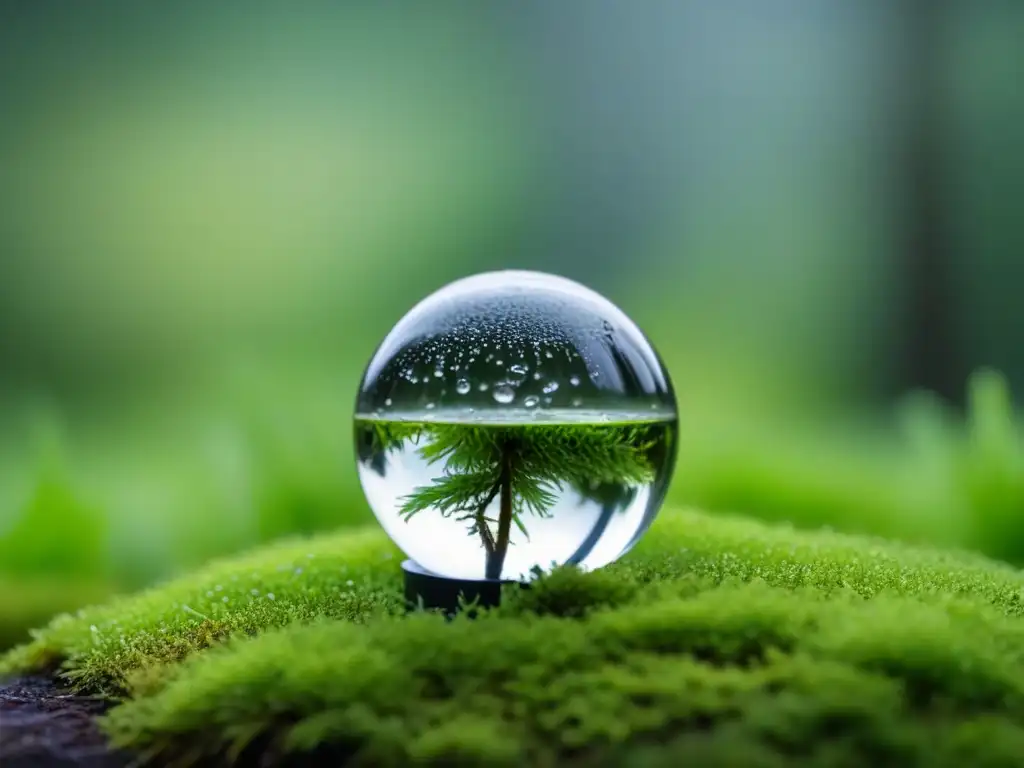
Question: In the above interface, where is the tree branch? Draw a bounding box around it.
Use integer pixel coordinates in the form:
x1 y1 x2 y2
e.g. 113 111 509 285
474 480 502 556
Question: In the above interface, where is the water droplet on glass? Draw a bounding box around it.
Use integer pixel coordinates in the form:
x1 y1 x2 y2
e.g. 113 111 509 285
532 371 543 381
478 382 489 392
523 395 539 408
433 370 444 378
456 380 471 395
492 385 515 404
510 364 528 376
571 396 583 407
542 381 559 394
545 351 553 359
425 402 436 410
384 398 393 407
569 375 581 387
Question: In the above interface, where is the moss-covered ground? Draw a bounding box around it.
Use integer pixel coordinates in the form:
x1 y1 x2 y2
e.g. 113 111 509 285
6 506 1024 766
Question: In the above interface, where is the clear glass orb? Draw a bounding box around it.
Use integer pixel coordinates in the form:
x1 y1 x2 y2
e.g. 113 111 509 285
354 270 677 581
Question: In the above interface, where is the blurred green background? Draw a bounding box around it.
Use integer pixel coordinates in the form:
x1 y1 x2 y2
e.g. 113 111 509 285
2 2 1024 648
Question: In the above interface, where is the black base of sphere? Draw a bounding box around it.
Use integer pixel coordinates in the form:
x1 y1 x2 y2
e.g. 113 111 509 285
402 559 518 616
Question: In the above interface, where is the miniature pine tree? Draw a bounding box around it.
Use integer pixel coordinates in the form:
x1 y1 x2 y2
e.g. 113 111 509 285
399 423 658 579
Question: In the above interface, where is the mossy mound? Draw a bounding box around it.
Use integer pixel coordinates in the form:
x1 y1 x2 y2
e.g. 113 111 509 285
5 507 1024 766
0 527 405 692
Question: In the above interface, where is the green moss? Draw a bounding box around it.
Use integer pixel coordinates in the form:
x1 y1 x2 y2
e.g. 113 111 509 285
6 506 1024 765
101 584 1024 767
0 527 404 692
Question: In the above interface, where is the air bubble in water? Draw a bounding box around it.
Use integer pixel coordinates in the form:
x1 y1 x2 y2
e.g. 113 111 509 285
492 385 516 404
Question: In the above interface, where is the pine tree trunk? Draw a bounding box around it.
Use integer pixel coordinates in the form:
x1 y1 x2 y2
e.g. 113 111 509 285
485 452 514 580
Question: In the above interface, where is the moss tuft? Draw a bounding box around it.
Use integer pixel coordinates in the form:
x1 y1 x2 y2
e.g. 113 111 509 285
501 564 640 618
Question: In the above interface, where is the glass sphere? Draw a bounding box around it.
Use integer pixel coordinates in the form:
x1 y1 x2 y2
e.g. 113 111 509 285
354 270 677 581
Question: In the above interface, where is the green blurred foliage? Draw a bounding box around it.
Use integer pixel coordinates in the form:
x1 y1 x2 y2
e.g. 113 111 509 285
0 439 108 581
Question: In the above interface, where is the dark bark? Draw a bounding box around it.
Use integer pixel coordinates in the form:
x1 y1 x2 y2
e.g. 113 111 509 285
0 676 127 768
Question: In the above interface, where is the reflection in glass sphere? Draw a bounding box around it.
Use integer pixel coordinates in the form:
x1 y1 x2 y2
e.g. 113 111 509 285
354 271 677 581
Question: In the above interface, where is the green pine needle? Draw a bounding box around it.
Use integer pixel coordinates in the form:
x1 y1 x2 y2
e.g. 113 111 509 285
400 423 658 525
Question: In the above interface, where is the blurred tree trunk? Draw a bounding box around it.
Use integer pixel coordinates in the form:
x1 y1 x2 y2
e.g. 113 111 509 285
896 0 965 405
